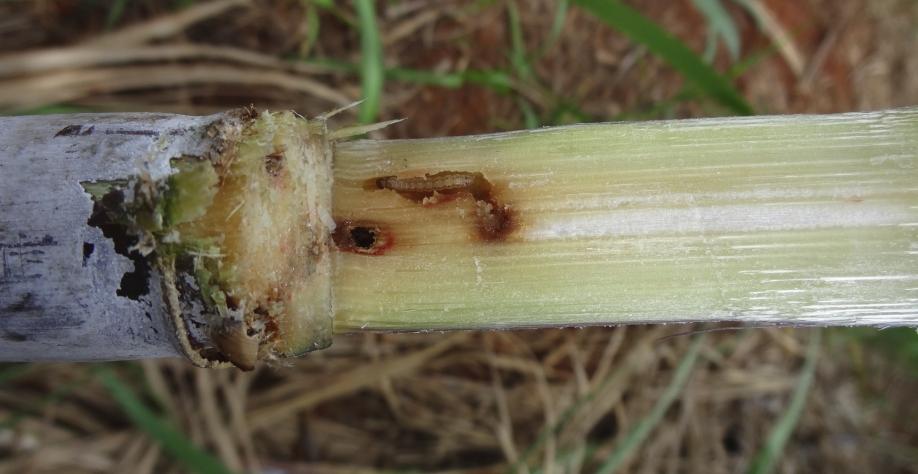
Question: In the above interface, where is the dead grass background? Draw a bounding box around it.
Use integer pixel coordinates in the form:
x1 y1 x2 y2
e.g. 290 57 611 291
1 0 917 472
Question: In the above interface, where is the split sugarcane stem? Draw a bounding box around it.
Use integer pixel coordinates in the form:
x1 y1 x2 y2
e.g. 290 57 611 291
2 107 917 368
331 108 918 332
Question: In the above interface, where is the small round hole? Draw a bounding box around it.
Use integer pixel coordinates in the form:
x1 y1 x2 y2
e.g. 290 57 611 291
350 227 377 249
332 220 391 255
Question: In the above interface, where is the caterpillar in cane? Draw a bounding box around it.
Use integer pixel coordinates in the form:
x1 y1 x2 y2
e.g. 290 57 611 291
365 171 514 242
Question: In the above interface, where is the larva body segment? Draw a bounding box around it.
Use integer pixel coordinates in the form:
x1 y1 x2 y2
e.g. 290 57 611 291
365 170 514 242
372 171 488 199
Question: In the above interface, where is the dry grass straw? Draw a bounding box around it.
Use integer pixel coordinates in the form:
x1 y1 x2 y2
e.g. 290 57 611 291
2 327 915 473
1 0 918 472
0 0 348 114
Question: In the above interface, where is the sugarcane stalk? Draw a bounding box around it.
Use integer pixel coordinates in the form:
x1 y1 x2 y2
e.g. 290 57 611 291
333 109 918 332
2 107 917 369
0 110 335 368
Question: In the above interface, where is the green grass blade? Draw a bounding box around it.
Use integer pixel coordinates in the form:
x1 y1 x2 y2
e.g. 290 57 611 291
841 327 918 375
544 0 570 54
547 101 593 124
456 69 514 92
1 369 93 430
747 330 821 474
574 0 752 115
299 0 321 57
389 67 514 91
596 335 705 474
98 368 234 474
517 97 540 128
354 0 384 123
506 338 649 474
105 0 129 30
506 2 534 80
692 0 741 61
386 68 464 88
611 42 776 120
0 364 31 386
303 58 514 93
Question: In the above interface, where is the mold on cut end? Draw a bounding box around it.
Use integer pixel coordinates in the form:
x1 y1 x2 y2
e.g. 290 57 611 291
366 170 516 242
81 109 335 370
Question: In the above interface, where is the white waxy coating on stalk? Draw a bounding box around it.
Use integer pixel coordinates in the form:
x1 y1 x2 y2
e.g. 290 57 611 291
0 113 227 360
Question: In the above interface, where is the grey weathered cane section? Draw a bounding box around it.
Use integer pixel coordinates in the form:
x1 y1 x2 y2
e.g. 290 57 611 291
0 113 225 360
